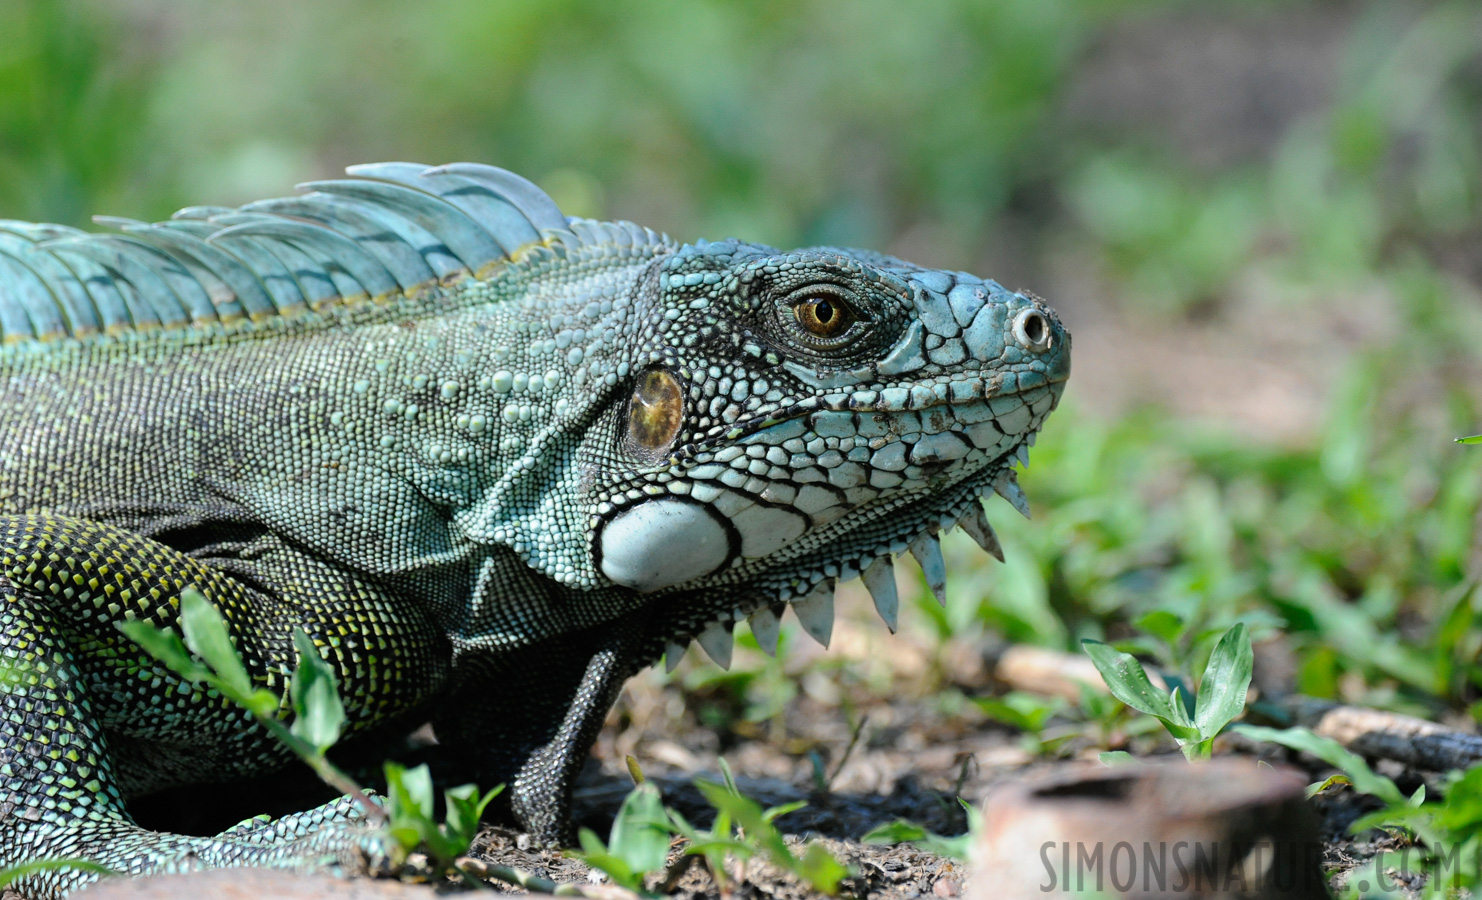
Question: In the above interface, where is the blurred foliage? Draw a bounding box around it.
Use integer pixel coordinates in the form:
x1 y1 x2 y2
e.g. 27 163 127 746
4 0 1482 778
1 0 1476 305
951 341 1482 715
0 0 1106 254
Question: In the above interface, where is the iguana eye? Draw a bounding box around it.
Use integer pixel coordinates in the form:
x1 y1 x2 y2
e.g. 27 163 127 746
757 266 896 365
626 368 684 459
793 296 854 338
789 290 863 348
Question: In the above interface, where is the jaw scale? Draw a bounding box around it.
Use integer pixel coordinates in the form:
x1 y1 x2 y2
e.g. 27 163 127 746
658 452 1032 672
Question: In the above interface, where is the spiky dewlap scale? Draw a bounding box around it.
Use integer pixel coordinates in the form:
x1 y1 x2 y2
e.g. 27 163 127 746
0 161 1068 897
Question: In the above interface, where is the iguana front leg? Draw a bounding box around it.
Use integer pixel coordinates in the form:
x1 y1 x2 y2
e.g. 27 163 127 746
0 515 449 898
434 611 651 845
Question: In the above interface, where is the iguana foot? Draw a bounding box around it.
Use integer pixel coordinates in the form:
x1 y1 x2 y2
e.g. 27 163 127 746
7 796 381 898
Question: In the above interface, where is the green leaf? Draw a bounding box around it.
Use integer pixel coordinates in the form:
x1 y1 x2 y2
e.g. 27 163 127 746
1134 609 1185 646
445 783 503 847
669 803 741 891
683 837 751 857
569 782 678 896
1161 674 1196 719
1232 725 1405 807
237 687 281 720
695 779 848 894
973 692 1064 733
696 780 792 863
577 828 641 892
384 761 436 826
1181 736 1214 761
0 859 113 888
178 588 253 699
1098 750 1136 765
288 630 345 754
1306 774 1351 798
795 842 849 895
761 800 807 824
1082 640 1175 720
401 764 436 821
861 820 929 845
387 824 421 854
1166 686 1196 730
1346 805 1431 836
117 620 209 683
1438 765 1482 833
1077 680 1120 722
607 782 672 878
382 760 474 863
1082 639 1200 742
1456 435 1482 444
1193 623 1253 739
718 757 740 796
861 819 969 859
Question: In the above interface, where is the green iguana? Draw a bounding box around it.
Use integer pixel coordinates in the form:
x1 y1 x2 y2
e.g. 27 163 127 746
0 162 1069 897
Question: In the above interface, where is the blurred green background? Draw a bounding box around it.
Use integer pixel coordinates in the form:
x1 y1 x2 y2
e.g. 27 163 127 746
4 0 1481 721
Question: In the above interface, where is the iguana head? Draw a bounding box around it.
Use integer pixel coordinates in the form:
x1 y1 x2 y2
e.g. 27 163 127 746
586 238 1070 663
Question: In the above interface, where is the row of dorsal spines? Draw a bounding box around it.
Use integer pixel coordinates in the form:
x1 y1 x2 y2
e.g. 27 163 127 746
0 162 667 341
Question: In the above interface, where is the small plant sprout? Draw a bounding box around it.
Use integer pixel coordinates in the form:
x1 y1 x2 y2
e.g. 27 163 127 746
974 691 1067 754
382 761 502 871
572 781 674 896
1082 622 1254 760
1230 726 1413 807
121 586 500 874
691 762 848 896
577 758 851 896
861 799 982 860
1232 726 1482 894
118 587 379 815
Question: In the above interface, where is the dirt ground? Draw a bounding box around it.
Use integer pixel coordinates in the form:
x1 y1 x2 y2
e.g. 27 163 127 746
119 638 1428 900
450 644 1420 900
425 574 1429 900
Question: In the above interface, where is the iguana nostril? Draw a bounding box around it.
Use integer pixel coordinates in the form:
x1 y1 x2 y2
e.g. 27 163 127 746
1024 314 1043 343
1013 309 1052 352
626 368 684 455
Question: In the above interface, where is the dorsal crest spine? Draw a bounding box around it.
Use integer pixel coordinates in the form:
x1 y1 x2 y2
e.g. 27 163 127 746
0 162 671 340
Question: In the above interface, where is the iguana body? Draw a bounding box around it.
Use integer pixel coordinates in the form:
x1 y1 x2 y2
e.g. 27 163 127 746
0 162 1069 897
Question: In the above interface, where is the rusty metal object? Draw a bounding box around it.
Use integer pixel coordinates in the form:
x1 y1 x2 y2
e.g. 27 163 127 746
970 760 1327 899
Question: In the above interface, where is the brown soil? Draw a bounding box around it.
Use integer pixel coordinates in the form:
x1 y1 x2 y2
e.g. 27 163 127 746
440 596 1406 899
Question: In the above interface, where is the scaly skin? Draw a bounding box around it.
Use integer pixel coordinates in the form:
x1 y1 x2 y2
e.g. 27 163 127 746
0 163 1069 897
